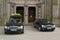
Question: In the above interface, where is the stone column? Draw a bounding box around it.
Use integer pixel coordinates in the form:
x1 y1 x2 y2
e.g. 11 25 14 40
58 0 60 27
52 0 59 27
9 2 15 15
24 0 28 25
24 5 28 24
36 5 39 19
41 0 45 18
44 0 53 22
0 0 3 25
0 0 7 25
37 0 42 18
0 0 3 19
38 5 42 18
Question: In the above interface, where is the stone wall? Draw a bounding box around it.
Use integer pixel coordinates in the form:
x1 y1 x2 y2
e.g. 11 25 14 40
0 0 3 19
58 0 60 27
0 0 8 26
44 0 53 22
0 0 59 26
52 0 60 27
52 5 59 27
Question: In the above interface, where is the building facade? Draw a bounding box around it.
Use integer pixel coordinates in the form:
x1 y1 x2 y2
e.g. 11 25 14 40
6 0 45 25
0 0 60 26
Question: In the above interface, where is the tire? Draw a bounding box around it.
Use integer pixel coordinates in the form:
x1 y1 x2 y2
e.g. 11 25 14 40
19 29 24 34
38 27 41 31
4 31 8 34
21 30 24 34
21 31 24 34
51 29 54 31
34 26 36 28
18 31 24 34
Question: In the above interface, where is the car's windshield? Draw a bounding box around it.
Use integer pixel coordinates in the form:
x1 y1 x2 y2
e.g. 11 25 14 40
6 18 22 26
10 15 22 22
38 19 49 24
14 19 22 23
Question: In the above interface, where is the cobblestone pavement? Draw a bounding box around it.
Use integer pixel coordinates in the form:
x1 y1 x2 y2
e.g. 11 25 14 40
0 26 60 40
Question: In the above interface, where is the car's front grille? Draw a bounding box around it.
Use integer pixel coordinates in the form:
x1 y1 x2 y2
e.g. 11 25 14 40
46 25 52 27
10 27 17 29
9 26 18 29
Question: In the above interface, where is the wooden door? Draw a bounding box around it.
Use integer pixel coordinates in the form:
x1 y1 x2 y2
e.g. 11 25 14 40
28 7 36 23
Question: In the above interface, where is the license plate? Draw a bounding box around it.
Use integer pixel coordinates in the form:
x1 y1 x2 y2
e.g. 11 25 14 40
47 27 51 29
11 29 17 31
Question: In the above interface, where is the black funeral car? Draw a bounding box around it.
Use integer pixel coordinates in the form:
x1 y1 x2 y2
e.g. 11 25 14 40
4 14 24 34
33 19 55 31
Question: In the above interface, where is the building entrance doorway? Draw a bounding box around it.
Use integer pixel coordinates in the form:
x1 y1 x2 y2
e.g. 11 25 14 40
16 6 24 22
28 7 36 23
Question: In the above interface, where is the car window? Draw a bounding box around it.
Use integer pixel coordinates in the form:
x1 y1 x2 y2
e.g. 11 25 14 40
10 15 21 19
6 18 22 26
15 19 22 23
37 19 48 24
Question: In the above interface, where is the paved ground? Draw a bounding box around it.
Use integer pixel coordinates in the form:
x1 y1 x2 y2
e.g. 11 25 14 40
0 26 60 40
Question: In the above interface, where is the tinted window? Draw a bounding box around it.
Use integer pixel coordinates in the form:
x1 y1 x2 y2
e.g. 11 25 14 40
37 19 48 24
10 16 21 19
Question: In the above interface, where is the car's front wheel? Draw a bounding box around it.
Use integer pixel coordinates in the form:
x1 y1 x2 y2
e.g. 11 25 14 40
18 29 24 34
21 31 24 34
4 31 8 34
51 29 55 31
38 27 41 31
34 25 36 28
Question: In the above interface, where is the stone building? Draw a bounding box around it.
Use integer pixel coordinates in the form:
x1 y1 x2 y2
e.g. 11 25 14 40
52 0 60 27
0 0 60 26
5 0 45 25
6 0 52 25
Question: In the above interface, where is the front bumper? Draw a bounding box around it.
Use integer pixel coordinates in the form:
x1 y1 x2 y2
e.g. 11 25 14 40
4 29 23 33
41 27 55 31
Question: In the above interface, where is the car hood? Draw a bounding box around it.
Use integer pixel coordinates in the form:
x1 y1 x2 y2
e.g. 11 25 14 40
41 23 54 25
6 23 22 26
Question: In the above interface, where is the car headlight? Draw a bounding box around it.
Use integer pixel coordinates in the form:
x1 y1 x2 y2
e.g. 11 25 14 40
42 25 45 27
52 25 55 28
18 26 23 29
5 26 9 29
